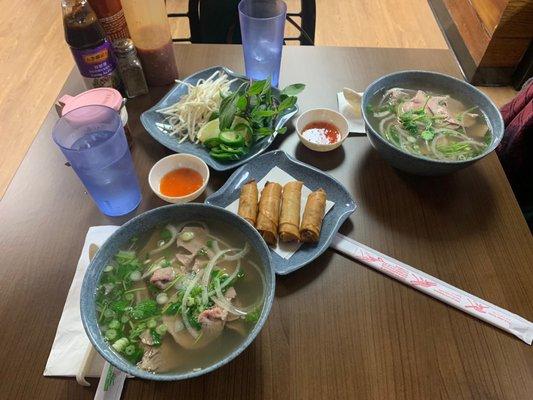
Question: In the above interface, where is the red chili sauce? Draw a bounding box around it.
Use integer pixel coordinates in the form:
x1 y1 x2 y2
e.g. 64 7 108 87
302 121 340 145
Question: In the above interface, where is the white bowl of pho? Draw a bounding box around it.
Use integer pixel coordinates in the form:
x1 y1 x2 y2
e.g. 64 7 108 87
80 203 274 380
361 70 504 175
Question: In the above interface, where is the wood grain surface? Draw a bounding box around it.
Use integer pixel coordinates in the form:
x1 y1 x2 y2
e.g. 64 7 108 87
0 45 531 400
0 0 73 199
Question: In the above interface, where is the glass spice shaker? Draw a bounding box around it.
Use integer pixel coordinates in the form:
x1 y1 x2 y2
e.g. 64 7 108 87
113 38 149 98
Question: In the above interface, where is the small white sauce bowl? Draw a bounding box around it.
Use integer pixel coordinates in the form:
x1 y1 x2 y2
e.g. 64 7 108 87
295 108 349 152
148 154 210 204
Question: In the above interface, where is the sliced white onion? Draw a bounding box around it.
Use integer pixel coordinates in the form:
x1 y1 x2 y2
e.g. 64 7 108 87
181 270 203 339
149 224 178 256
206 260 241 297
175 221 208 234
207 234 231 249
156 292 169 304
141 258 166 279
374 110 391 118
130 270 142 281
201 286 209 306
224 242 249 261
175 320 184 332
201 249 235 287
212 296 247 317
212 278 247 316
211 240 221 254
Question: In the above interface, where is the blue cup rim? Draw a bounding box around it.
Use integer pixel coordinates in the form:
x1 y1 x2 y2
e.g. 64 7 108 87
238 0 287 20
52 104 121 152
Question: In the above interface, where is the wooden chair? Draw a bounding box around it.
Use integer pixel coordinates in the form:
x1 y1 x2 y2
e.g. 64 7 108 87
168 0 315 45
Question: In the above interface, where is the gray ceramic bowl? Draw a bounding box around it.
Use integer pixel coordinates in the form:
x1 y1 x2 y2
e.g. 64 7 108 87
80 204 274 381
361 70 504 175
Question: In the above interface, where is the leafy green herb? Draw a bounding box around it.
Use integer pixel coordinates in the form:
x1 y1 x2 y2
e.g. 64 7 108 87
421 129 435 141
276 96 297 113
159 228 172 241
211 79 304 162
128 323 147 341
104 366 116 391
219 91 240 131
150 329 162 347
244 308 261 324
131 299 159 320
281 83 305 96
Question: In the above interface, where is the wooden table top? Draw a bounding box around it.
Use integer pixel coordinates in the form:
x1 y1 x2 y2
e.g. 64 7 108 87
0 45 531 400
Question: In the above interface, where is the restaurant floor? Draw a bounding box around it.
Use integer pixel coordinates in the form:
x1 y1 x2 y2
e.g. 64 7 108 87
0 0 515 199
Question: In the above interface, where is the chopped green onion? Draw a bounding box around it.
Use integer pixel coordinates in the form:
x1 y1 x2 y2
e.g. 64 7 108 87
147 319 157 329
112 337 129 353
104 309 116 319
129 270 142 281
156 292 169 304
179 231 195 242
104 265 114 272
105 329 118 341
124 344 136 356
155 324 167 336
108 319 120 330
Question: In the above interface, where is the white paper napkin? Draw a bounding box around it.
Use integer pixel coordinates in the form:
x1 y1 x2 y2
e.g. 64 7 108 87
225 166 335 259
337 92 365 133
44 225 119 377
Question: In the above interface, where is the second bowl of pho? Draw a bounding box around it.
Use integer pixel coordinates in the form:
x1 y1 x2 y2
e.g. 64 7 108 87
80 203 274 380
361 70 504 175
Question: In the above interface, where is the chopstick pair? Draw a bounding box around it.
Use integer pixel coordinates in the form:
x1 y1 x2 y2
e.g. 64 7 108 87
331 234 533 344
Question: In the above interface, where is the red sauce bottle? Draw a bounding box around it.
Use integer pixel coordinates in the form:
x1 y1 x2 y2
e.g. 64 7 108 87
88 0 130 42
121 0 178 86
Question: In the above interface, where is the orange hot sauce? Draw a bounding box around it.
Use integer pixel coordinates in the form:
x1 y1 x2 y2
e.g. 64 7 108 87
160 168 203 197
302 121 340 144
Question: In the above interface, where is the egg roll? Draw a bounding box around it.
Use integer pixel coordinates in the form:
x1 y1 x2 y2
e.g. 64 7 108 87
279 181 303 242
238 180 259 225
300 188 327 243
256 182 282 245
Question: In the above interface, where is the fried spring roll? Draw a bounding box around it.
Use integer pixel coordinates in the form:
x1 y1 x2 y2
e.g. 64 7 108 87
279 181 303 242
238 180 259 225
300 188 327 243
256 182 282 245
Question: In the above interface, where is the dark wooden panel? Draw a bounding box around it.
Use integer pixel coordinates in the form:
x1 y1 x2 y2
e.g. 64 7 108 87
441 0 491 64
0 45 532 400
470 0 508 34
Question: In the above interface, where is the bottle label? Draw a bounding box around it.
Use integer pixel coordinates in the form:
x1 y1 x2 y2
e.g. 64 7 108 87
99 9 130 41
71 41 120 88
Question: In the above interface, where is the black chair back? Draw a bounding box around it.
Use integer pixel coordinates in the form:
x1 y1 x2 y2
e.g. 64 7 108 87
168 0 315 45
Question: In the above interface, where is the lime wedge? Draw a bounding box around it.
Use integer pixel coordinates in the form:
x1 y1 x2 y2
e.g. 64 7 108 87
198 118 220 143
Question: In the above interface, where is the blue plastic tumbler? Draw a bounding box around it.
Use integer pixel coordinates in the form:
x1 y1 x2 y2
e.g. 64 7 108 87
239 0 287 87
53 105 142 217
